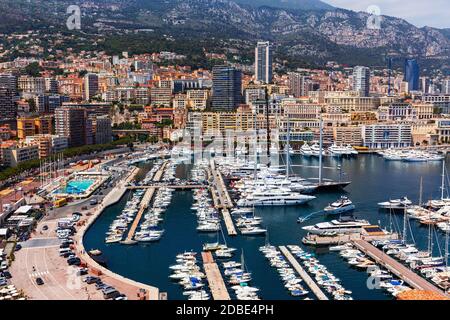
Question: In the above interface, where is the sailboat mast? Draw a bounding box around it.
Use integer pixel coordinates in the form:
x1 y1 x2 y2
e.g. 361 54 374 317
318 117 323 185
419 176 423 206
285 116 290 178
441 160 445 200
254 111 258 181
445 229 449 268
402 206 408 244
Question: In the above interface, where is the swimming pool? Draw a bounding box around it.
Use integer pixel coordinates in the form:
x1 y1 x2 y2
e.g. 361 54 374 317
57 179 95 195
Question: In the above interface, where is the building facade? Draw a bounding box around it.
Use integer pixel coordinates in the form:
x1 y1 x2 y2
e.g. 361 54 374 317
255 41 273 84
362 124 412 149
212 66 242 112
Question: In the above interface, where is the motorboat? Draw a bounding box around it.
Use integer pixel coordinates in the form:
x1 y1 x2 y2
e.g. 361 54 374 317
240 226 267 235
302 216 371 235
378 197 412 210
324 196 355 215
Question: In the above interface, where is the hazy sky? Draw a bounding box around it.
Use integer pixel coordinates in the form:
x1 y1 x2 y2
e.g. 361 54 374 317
323 0 450 29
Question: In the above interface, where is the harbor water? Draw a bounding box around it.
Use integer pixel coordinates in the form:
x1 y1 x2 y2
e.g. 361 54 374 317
84 154 449 300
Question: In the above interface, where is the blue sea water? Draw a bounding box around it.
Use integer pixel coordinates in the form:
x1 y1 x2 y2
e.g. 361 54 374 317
84 154 449 300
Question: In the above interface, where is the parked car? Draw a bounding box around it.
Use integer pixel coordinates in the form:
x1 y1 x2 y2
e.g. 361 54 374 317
83 276 100 284
67 257 81 266
36 277 44 285
76 268 88 276
14 244 22 251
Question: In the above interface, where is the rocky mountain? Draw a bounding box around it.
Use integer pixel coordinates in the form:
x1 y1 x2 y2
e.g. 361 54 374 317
0 0 449 71
232 0 334 10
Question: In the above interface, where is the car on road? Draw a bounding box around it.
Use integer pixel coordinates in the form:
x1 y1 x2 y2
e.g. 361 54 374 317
14 244 22 251
76 268 88 276
0 261 8 271
84 276 101 284
42 225 48 231
36 277 44 285
67 257 81 266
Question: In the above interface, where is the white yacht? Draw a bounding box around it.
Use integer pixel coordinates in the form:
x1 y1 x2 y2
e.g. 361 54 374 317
240 226 267 235
302 217 371 235
378 197 412 209
324 196 355 215
300 144 314 156
328 144 350 157
310 143 326 157
237 189 316 207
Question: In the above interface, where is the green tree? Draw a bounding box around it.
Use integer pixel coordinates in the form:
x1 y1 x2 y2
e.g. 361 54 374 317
25 62 41 77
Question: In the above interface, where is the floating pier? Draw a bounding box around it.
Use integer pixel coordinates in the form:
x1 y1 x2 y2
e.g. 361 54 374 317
201 252 230 300
279 246 329 300
222 208 237 236
122 162 168 245
302 232 399 246
353 240 449 298
209 160 237 236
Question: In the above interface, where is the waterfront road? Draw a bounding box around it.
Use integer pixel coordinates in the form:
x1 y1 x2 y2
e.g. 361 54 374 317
20 237 61 249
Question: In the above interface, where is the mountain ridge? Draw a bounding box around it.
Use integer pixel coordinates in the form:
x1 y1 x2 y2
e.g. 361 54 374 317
0 0 448 73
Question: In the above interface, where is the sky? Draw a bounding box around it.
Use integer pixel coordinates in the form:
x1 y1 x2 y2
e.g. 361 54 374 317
323 0 450 29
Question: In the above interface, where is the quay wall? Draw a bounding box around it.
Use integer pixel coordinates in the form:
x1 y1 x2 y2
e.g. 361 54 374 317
75 166 160 300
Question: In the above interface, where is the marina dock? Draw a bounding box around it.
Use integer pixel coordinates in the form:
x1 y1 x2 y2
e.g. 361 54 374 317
353 240 449 298
201 252 231 300
279 246 329 300
209 160 237 236
302 232 399 246
126 184 204 190
122 161 168 244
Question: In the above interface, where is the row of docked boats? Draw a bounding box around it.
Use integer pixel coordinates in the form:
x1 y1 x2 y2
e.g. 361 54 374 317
407 205 450 230
299 143 358 157
259 245 309 298
190 161 222 233
372 240 450 292
221 256 261 300
169 252 210 300
330 243 413 297
134 187 173 242
193 188 220 233
231 208 267 236
288 245 353 300
105 189 144 243
378 149 444 162
138 160 163 186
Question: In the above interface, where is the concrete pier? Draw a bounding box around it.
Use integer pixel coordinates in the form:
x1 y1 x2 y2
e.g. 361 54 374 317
209 160 237 236
201 252 230 300
122 161 168 244
353 240 449 298
279 246 329 300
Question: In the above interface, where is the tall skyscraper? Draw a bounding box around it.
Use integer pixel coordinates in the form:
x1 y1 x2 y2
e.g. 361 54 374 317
352 66 371 97
212 66 242 112
55 107 88 147
255 41 273 84
404 59 420 92
83 73 99 101
0 88 17 119
288 73 308 97
442 79 450 95
0 74 18 95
